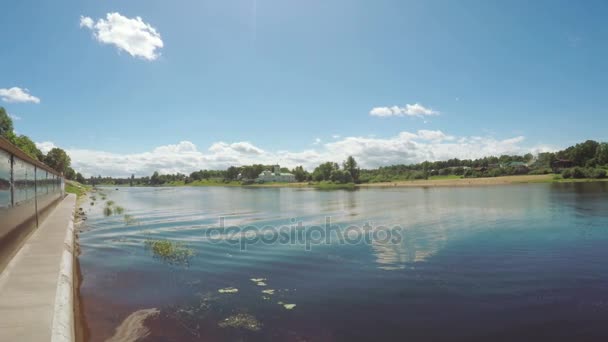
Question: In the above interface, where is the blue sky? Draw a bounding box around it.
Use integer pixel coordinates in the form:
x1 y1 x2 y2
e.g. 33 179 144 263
1 0 607 176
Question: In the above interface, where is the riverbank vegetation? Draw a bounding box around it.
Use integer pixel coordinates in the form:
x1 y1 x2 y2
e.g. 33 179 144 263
65 180 90 197
84 139 608 188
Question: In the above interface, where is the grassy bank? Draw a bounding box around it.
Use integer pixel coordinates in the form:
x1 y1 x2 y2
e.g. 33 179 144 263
167 179 242 187
65 180 91 197
90 174 608 191
359 174 608 188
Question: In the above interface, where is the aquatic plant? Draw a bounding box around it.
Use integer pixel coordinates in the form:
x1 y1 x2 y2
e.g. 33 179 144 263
90 202 94 206
218 313 262 331
113 206 125 214
103 207 113 217
144 239 195 265
261 289 275 295
106 200 115 207
218 287 238 294
124 214 138 226
251 277 267 286
277 301 296 310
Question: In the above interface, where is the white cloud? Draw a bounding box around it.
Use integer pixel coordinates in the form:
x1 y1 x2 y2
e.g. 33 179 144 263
79 16 94 29
416 130 453 141
38 130 555 177
80 12 163 61
313 138 322 145
0 87 40 103
209 141 264 155
370 103 438 118
36 141 57 154
8 113 21 121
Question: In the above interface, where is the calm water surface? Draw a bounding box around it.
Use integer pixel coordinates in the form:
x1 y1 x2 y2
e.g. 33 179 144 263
78 183 608 341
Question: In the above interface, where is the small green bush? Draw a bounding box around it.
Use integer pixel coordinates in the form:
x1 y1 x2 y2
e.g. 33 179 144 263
571 167 586 179
588 168 607 179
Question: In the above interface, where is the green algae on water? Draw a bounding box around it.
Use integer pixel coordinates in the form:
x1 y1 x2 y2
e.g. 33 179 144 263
218 313 262 331
144 239 195 265
217 287 239 294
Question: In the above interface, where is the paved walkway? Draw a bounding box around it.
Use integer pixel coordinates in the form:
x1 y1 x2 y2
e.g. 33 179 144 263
0 194 76 342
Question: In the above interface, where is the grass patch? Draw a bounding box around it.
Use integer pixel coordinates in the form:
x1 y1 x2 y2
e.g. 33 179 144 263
218 313 262 331
65 181 90 198
103 207 112 216
144 239 195 265
105 200 115 207
113 206 125 214
429 175 463 180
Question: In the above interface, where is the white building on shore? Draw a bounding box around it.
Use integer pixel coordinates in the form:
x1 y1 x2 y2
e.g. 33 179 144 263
257 165 296 183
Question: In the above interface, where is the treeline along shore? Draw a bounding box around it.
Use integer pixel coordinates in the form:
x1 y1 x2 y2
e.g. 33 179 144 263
89 139 608 188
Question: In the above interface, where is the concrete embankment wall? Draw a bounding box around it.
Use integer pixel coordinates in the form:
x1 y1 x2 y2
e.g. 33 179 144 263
0 136 65 272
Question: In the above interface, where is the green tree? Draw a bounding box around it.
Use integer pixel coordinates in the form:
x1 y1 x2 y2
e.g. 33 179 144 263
330 169 353 183
225 166 240 180
0 107 14 138
595 143 608 166
150 171 161 185
44 147 71 174
12 134 44 160
292 165 308 182
559 140 599 166
343 156 360 183
75 172 86 184
64 166 76 180
536 152 556 168
312 162 339 182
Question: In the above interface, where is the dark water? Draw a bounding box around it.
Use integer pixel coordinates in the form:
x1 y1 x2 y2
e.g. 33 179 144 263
78 183 608 341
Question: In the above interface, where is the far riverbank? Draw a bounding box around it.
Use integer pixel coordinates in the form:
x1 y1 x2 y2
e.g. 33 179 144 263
94 174 608 190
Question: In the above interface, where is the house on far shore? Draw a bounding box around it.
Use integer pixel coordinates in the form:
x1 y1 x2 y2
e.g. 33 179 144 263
257 165 296 183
